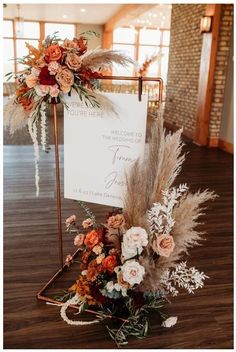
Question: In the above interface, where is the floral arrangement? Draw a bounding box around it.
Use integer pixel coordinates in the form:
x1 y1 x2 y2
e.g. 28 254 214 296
55 118 216 347
4 32 133 195
138 53 162 76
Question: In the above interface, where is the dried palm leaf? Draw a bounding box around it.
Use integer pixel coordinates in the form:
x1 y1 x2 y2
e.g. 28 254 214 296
123 117 185 228
80 49 134 71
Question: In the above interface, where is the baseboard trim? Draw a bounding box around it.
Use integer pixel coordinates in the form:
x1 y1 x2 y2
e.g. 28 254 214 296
208 138 219 147
219 139 234 154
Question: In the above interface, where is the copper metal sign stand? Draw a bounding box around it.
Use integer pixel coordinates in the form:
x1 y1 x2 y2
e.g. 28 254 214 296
36 75 163 313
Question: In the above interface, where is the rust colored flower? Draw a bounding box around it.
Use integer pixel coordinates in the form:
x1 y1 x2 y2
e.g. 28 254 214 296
45 44 62 62
81 251 92 264
84 229 102 249
18 97 35 112
102 255 117 273
107 214 125 229
16 86 30 97
39 66 57 86
69 276 96 305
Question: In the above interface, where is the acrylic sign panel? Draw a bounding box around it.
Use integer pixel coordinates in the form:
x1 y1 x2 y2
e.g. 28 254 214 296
64 92 148 207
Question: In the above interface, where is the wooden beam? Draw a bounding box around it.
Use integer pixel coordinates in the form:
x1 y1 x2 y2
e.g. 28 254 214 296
104 4 157 32
194 4 222 146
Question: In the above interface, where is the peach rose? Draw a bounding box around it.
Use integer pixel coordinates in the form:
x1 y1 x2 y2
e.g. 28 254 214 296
25 74 38 88
63 38 78 49
152 234 175 258
82 218 93 229
56 67 74 90
107 214 125 229
48 61 61 75
65 52 82 71
65 214 76 227
45 44 62 61
92 244 103 255
84 229 102 249
74 233 85 246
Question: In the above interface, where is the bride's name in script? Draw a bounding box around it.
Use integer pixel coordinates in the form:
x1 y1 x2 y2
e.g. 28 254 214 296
107 144 136 165
104 171 125 190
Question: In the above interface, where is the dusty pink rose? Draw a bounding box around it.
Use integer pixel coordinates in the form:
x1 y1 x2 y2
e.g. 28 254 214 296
65 214 76 227
82 218 93 229
65 52 81 71
25 74 38 88
56 67 74 90
48 61 61 75
49 84 60 97
74 233 85 246
152 234 175 258
107 214 125 229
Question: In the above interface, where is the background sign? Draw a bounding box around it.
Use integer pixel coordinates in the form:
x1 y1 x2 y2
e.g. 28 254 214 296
64 92 148 208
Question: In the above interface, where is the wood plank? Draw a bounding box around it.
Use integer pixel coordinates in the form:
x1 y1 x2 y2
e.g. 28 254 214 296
4 143 233 348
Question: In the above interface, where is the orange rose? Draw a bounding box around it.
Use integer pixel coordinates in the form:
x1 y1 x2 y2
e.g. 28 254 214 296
102 255 117 273
45 44 62 62
18 97 35 112
84 229 102 249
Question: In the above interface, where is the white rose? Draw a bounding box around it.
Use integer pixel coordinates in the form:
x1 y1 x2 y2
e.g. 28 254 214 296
123 227 148 248
162 316 178 328
121 242 143 260
121 259 145 286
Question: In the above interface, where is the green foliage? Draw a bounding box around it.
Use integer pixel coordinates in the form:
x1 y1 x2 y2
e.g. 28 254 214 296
77 200 97 227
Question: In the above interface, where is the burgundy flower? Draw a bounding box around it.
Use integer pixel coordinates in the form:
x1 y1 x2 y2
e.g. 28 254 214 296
39 66 57 85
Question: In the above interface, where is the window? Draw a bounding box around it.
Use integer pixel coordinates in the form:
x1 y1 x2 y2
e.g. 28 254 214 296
112 26 170 82
45 23 75 39
3 20 76 81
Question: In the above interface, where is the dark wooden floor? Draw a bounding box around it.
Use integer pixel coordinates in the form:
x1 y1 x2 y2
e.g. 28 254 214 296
4 143 233 349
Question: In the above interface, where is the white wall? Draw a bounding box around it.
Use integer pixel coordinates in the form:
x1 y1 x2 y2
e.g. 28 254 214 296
76 24 103 50
220 34 234 144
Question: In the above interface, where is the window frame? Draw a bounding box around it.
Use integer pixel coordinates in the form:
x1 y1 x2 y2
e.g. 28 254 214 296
112 25 170 79
3 18 76 76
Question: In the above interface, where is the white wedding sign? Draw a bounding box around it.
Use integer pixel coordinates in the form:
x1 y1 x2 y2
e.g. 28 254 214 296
64 92 148 208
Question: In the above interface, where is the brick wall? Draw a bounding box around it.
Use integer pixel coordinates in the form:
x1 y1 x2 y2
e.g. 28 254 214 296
208 4 234 143
163 4 206 139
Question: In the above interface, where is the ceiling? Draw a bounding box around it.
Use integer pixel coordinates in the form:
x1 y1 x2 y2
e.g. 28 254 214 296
3 3 172 29
3 4 123 25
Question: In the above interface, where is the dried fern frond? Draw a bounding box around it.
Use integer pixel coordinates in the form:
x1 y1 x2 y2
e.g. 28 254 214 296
4 95 29 134
123 117 185 228
80 49 134 71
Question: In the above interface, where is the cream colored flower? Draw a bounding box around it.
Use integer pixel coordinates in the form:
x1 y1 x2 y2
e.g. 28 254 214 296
121 259 145 286
96 253 105 264
56 67 74 89
26 74 38 88
122 227 148 260
34 84 49 97
152 234 175 258
65 214 76 227
74 233 85 246
65 52 82 71
82 218 94 229
162 316 178 328
92 244 103 255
